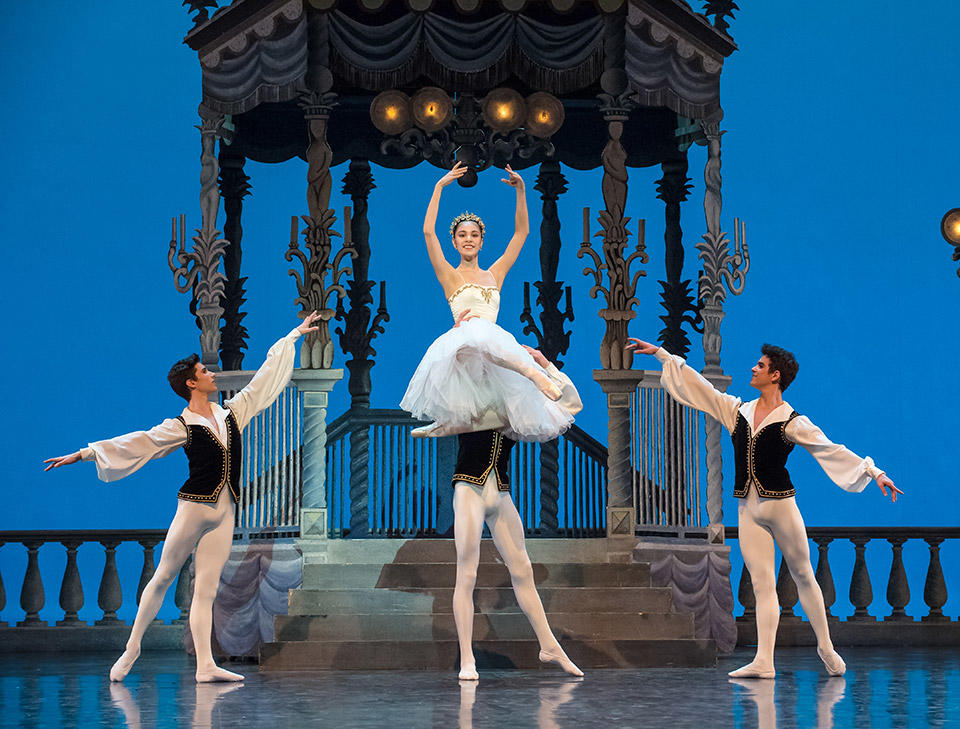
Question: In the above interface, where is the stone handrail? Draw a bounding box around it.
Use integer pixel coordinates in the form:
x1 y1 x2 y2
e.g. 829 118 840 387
0 530 191 627
725 526 960 622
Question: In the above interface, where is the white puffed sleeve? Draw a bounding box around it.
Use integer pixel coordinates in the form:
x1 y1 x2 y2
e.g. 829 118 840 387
654 348 741 433
80 418 188 483
224 327 302 431
785 415 884 493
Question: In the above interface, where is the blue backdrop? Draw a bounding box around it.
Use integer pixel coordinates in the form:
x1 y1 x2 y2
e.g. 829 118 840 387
1 2 958 623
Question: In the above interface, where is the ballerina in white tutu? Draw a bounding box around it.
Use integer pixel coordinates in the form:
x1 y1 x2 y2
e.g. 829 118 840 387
401 161 577 442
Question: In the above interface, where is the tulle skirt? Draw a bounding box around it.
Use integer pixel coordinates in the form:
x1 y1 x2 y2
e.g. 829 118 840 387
400 318 574 442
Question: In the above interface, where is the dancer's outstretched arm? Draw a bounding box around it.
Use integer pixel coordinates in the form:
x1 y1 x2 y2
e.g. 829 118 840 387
424 163 467 293
785 416 901 501
488 165 528 287
225 312 320 431
627 337 740 433
44 419 187 482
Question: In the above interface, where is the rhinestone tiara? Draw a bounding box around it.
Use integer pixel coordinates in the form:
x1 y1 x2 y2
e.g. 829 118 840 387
449 211 485 237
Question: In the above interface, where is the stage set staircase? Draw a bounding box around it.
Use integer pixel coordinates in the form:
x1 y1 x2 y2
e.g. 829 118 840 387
260 539 716 671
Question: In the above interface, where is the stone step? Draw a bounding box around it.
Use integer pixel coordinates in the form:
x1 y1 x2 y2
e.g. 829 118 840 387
274 611 695 642
308 538 615 566
287 586 674 616
260 638 717 671
301 562 652 589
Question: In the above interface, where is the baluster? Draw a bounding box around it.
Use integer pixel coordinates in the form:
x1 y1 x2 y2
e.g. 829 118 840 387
173 554 193 623
922 537 948 622
57 539 84 626
776 556 800 621
885 537 910 621
18 539 46 626
0 542 7 626
137 538 161 623
813 537 836 619
737 564 755 622
96 539 123 625
848 537 875 621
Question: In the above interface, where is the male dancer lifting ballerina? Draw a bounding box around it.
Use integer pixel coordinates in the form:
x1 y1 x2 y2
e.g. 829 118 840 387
44 313 320 682
626 337 900 678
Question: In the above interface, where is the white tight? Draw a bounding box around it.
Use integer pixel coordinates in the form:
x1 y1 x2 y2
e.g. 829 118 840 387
453 472 560 665
738 484 834 667
125 487 235 672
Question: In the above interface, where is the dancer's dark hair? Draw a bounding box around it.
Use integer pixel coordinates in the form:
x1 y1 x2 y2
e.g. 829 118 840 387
761 344 798 392
168 354 201 401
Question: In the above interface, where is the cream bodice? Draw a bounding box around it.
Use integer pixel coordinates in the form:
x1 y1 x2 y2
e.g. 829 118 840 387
448 283 500 323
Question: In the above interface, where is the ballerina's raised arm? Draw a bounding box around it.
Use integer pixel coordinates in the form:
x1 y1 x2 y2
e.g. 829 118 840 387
487 165 528 288
423 161 468 295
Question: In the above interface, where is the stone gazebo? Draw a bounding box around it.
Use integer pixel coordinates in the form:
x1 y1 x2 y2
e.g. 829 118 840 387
171 0 746 662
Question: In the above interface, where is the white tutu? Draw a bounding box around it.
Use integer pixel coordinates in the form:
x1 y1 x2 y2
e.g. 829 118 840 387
400 316 575 442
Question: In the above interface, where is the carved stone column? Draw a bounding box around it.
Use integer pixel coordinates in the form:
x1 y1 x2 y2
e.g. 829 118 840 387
656 155 697 357
295 368 344 556
520 160 574 536
57 540 84 626
336 160 389 540
593 370 644 537
695 113 749 545
218 148 251 371
196 105 228 369
290 91 355 370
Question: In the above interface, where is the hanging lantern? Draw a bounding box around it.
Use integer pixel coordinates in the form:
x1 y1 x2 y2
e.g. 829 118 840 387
411 87 454 133
941 208 960 246
370 90 413 135
524 92 565 138
482 88 526 133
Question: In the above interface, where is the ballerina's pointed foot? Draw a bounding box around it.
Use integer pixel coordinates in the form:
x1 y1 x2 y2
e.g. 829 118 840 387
109 647 141 682
727 661 776 679
458 663 479 681
529 372 563 402
195 666 245 683
539 648 584 677
817 647 846 677
412 422 446 438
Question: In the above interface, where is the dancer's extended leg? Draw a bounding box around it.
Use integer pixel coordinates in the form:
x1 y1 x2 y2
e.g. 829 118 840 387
769 497 845 676
486 483 582 677
482 349 562 401
110 500 213 682
192 505 243 683
730 491 777 679
453 482 486 680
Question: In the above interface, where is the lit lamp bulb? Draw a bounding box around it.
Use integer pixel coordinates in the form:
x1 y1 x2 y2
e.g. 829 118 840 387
482 88 526 133
524 92 564 138
412 87 453 133
941 208 960 246
370 90 412 135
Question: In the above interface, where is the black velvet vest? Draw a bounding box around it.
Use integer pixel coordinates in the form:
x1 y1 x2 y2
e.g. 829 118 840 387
452 430 516 492
732 410 800 499
175 410 242 503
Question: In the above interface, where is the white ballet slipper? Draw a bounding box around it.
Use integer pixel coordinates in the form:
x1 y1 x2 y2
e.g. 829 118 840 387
411 422 446 438
727 661 776 679
458 663 479 681
539 648 584 677
195 666 245 683
817 647 846 676
109 648 140 682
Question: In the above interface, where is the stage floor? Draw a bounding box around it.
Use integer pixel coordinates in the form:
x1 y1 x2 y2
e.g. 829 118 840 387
2 648 958 728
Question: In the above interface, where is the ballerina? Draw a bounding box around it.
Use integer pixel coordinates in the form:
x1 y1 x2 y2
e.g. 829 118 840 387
400 161 575 442
44 313 319 683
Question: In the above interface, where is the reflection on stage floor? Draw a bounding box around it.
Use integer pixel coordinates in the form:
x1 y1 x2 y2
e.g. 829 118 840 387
2 647 958 728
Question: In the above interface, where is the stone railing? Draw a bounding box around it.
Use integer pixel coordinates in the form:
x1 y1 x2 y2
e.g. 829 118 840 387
726 526 960 644
0 530 189 631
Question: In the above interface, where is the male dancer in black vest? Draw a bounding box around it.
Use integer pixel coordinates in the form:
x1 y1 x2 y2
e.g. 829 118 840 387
44 313 320 683
626 337 900 678
448 345 584 680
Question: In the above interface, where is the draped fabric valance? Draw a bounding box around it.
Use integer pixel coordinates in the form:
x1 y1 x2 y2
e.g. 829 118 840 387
625 3 722 119
198 2 726 119
325 11 605 94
